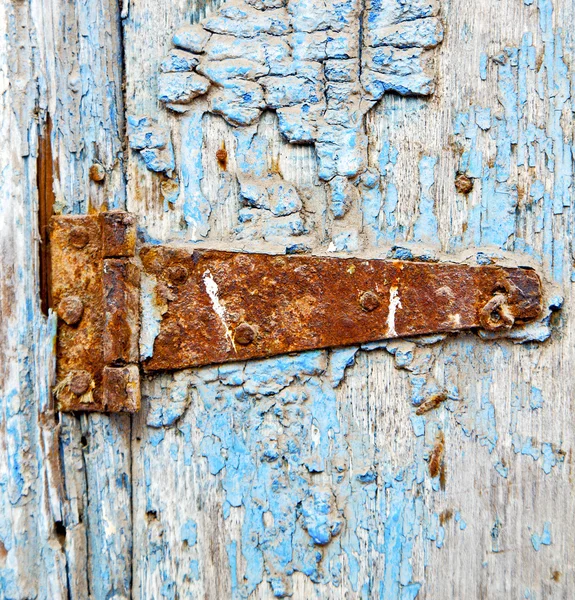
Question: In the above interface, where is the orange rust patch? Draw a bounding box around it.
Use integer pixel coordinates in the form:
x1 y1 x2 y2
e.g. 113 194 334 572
141 248 543 372
454 173 473 194
51 212 140 412
216 145 227 170
439 508 453 525
429 431 445 481
416 391 448 415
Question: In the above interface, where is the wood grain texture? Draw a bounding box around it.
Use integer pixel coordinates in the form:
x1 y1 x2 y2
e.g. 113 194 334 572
0 2 67 596
123 0 575 598
2 0 574 598
0 0 132 598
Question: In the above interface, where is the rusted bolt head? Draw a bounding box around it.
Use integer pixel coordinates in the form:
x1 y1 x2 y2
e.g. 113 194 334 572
216 148 227 168
455 173 474 194
89 163 106 183
57 295 84 325
68 227 90 249
359 291 381 312
235 322 256 346
69 370 92 396
479 293 515 331
167 265 188 285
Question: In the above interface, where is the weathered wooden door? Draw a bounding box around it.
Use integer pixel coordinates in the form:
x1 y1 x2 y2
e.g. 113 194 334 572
2 0 574 598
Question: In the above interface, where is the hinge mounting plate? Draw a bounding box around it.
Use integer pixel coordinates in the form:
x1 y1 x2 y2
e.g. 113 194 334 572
51 212 140 412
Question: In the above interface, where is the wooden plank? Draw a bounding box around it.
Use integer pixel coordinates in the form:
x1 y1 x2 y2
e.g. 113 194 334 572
135 0 575 598
0 2 68 597
0 0 132 597
123 0 575 597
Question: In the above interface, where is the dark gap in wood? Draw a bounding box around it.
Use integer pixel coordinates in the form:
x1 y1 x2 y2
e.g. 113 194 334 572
54 520 67 546
38 114 55 316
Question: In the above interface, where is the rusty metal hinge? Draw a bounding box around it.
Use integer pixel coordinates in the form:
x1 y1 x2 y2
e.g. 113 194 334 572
51 212 140 412
51 211 543 413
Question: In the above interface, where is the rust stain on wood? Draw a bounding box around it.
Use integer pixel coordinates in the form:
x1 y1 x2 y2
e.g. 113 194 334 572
439 509 453 525
416 391 448 415
216 144 227 170
429 431 445 488
38 115 55 315
141 247 543 372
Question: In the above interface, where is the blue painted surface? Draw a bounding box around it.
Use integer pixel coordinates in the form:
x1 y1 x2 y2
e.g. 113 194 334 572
153 0 443 230
178 350 457 596
134 0 575 593
3 0 573 597
1 1 131 597
531 522 552 551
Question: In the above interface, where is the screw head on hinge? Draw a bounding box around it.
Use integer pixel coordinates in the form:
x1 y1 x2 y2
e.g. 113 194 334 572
57 295 84 326
479 294 515 331
167 265 189 285
235 322 256 346
68 227 90 249
69 370 92 396
359 291 381 312
89 163 106 183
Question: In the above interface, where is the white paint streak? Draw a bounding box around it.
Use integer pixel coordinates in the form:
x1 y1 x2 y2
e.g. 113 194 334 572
203 269 236 351
386 285 402 337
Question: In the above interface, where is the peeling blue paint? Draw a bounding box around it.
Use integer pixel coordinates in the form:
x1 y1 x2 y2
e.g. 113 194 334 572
479 52 488 80
181 520 198 547
180 112 212 238
159 0 444 241
120 0 575 597
531 522 552 551
127 115 176 175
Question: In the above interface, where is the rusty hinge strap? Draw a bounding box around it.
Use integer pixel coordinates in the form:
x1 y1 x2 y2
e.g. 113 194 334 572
51 211 543 412
51 212 140 412
140 246 542 373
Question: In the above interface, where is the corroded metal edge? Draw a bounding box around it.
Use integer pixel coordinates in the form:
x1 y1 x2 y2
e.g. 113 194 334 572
51 212 140 412
141 248 543 372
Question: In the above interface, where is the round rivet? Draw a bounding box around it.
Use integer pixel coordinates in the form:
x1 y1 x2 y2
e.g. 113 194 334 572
235 322 256 346
455 173 473 194
69 227 89 249
216 148 227 169
167 265 188 285
89 163 106 183
359 291 381 312
69 371 92 396
57 295 84 325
